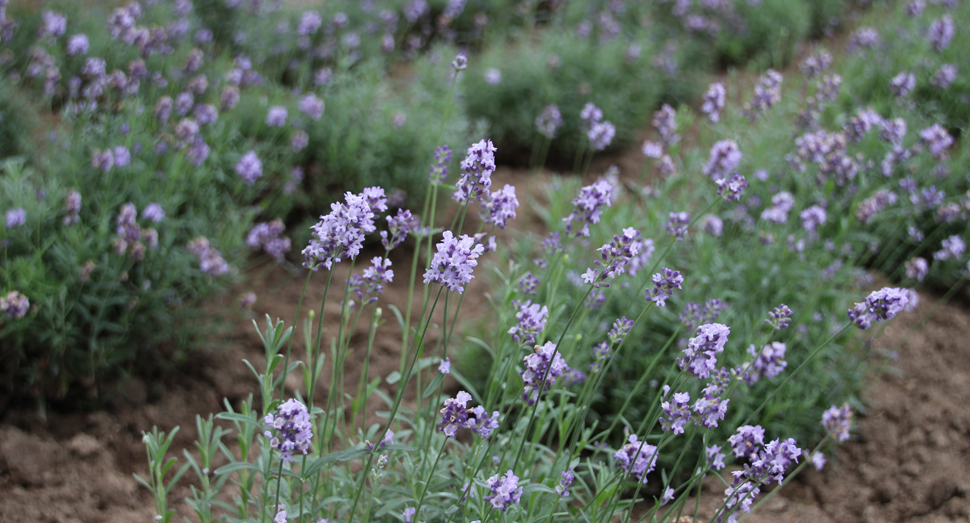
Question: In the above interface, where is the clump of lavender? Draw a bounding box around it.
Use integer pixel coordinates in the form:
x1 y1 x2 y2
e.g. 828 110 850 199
760 191 795 224
0 291 29 319
680 299 725 331
381 209 418 251
299 93 325 121
931 64 957 89
5 208 25 228
665 212 690 241
821 404 852 442
508 300 549 346
701 83 726 122
679 323 730 379
614 434 658 484
266 106 288 127
646 268 683 307
933 235 965 261
188 237 230 276
847 287 911 330
765 304 793 330
905 257 928 281
480 184 519 229
716 172 747 202
703 140 742 180
484 470 522 511
660 391 692 435
63 191 81 226
652 104 679 147
556 470 574 498
889 72 916 98
563 179 613 237
739 342 787 386
535 104 562 139
424 231 485 294
744 70 782 121
303 188 384 270
520 342 569 405
587 120 616 152
263 399 313 463
453 139 497 203
928 15 954 52
429 145 451 186
247 220 291 262
235 151 263 185
721 431 802 521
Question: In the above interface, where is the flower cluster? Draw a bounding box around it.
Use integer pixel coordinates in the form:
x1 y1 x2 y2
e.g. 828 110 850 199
715 172 747 202
679 323 730 379
563 179 613 237
613 434 658 484
646 268 683 307
423 231 485 294
652 104 679 147
583 228 643 286
0 290 29 319
535 104 562 139
347 257 394 304
680 299 725 331
508 300 549 346
303 188 385 270
847 287 911 330
188 236 229 276
453 139 497 203
247 220 291 262
703 140 742 180
520 342 569 405
660 391 692 435
264 399 313 463
480 184 519 229
518 272 539 296
821 404 852 442
701 82 726 122
429 145 451 186
665 211 690 241
721 430 802 521
484 470 522 511
765 304 793 330
556 470 574 498
744 70 783 121
739 342 788 386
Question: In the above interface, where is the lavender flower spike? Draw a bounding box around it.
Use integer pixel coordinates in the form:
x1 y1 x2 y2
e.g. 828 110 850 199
679 323 730 379
424 231 485 293
484 470 522 511
821 404 852 442
453 139 497 203
263 399 313 463
614 434 658 484
646 268 683 307
520 342 568 405
765 304 793 330
846 287 910 330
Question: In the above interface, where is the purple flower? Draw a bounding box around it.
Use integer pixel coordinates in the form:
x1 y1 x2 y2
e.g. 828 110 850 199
855 189 897 224
765 304 793 330
429 145 451 186
716 172 747 202
905 257 928 281
266 106 288 127
247 220 292 262
186 137 210 166
520 342 569 405
468 406 499 438
613 434 658 484
665 212 690 241
847 287 911 330
142 203 165 223
821 404 852 442
536 104 562 139
221 87 240 111
661 391 692 435
402 507 416 523
800 205 826 233
646 268 683 307
381 209 418 251
5 208 26 228
484 471 522 511
113 146 131 167
585 228 644 286
175 92 195 116
264 399 313 463
701 83 726 122
67 34 89 55
298 10 322 35
194 104 218 125
291 131 309 152
518 272 539 296
679 323 730 379
692 373 731 429
424 231 484 293
303 189 381 270
879 118 907 145
704 140 742 180
931 64 957 89
580 102 604 126
890 72 916 98
588 121 616 152
556 470 574 498
701 214 723 236
800 50 833 78
438 391 472 437
39 10 67 40
92 149 115 172
642 141 663 158
928 15 954 52
811 452 826 471
707 444 726 470
452 52 468 71
563 179 613 237
744 70 783 121
728 425 765 459
919 124 953 159
679 299 725 331
438 357 451 374
0 291 29 319
484 68 502 84
63 191 81 225
239 292 257 310
933 235 965 261
847 27 879 52
722 436 802 520
235 151 263 185
480 184 518 229
349 257 394 303
453 140 497 203
188 237 230 276
299 93 325 121
739 342 787 386
508 300 549 346
760 191 795 224
608 316 634 345
652 104 679 147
